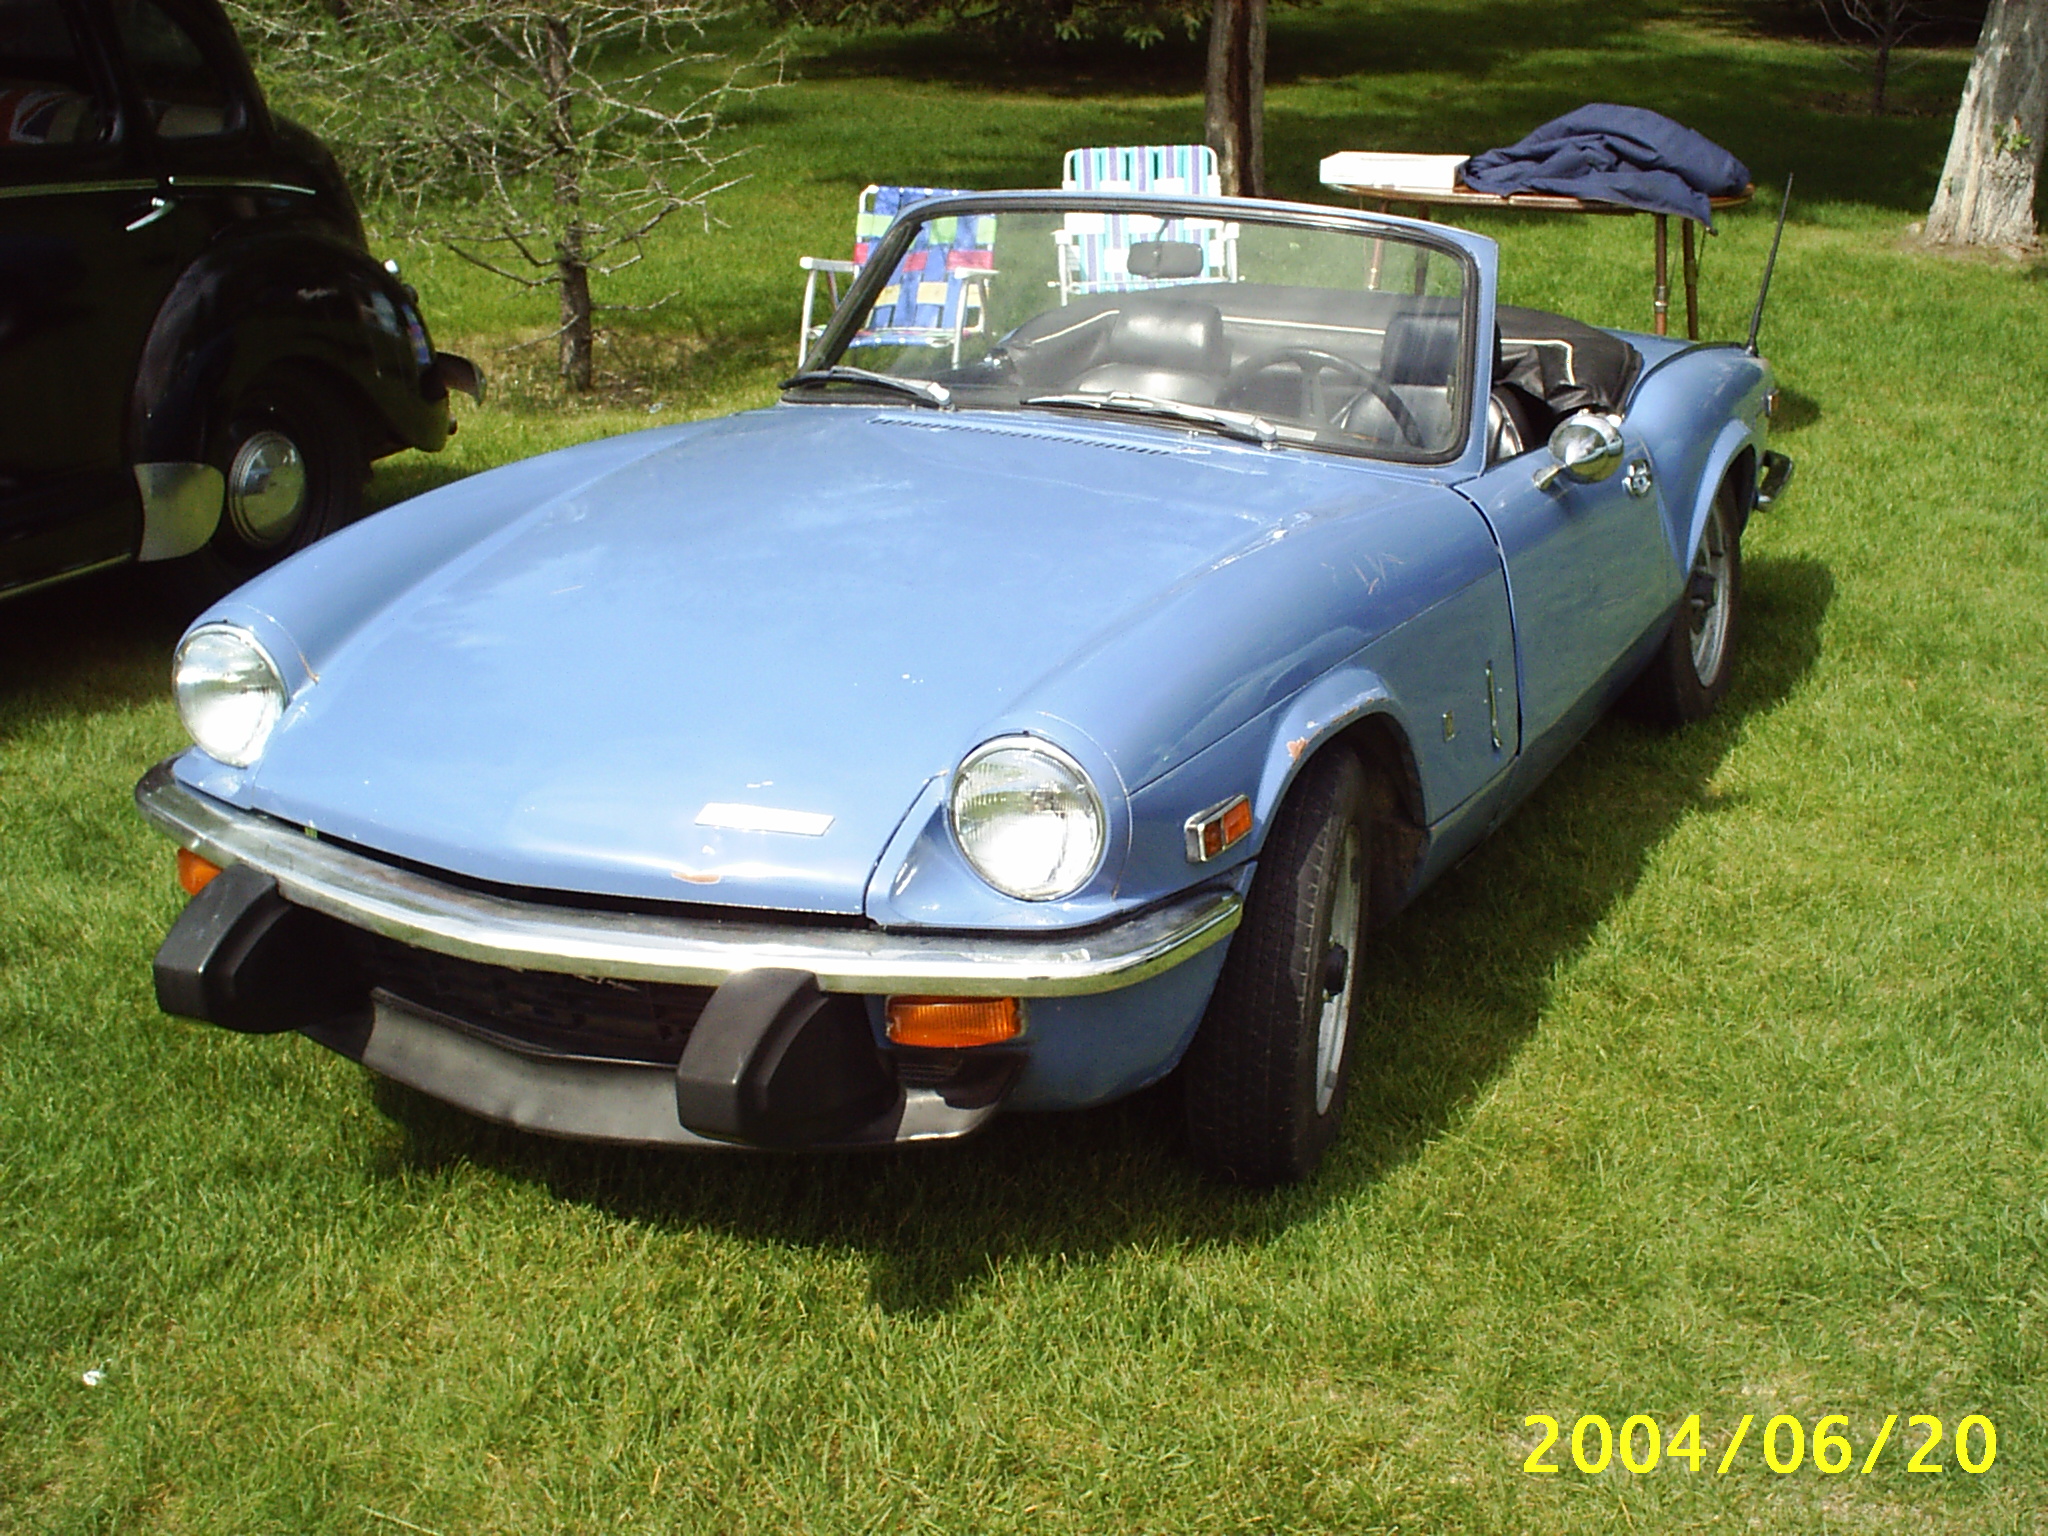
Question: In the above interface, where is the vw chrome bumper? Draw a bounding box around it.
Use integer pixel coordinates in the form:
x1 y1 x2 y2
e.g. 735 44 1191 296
135 759 1243 997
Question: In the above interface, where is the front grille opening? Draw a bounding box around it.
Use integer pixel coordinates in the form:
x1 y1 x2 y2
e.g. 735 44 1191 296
351 934 1029 1110
354 933 712 1067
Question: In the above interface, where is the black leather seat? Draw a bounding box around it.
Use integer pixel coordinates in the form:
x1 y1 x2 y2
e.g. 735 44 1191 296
1379 308 1462 388
1383 308 1550 461
1072 300 1231 405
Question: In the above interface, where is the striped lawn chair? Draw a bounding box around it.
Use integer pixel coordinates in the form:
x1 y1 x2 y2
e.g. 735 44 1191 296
1055 145 1238 302
795 185 994 366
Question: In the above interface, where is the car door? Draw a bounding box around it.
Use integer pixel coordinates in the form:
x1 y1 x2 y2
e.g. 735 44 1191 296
110 0 270 235
0 0 272 597
1458 427 1677 787
0 0 155 591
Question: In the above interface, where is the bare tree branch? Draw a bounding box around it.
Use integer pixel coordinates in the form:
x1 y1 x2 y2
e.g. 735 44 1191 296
1817 0 1931 113
229 0 782 389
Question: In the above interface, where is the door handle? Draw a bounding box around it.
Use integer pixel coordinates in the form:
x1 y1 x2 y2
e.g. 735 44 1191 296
125 194 175 232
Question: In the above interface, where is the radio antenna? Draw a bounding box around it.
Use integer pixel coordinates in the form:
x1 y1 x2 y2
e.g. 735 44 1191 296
1746 174 1793 356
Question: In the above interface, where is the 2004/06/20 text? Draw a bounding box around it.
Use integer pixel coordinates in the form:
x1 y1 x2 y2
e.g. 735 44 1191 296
1522 1413 1997 1476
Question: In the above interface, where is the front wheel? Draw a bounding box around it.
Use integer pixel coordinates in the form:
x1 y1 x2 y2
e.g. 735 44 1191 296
1624 475 1743 726
162 367 368 606
1182 747 1377 1185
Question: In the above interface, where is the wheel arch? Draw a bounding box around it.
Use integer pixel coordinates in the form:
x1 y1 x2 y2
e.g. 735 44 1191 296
1248 669 1430 928
1683 425 1759 564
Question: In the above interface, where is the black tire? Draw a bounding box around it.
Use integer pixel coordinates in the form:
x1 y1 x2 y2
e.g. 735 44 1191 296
1623 474 1743 727
162 367 368 606
1183 747 1378 1185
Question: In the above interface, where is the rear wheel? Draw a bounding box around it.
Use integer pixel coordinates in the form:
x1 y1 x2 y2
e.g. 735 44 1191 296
1624 475 1743 726
1183 747 1376 1185
162 368 368 605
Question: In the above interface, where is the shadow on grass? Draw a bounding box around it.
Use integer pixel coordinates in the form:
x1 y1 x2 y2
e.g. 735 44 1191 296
366 458 477 515
785 0 1672 95
1770 387 1823 434
776 0 1965 214
367 553 1832 1315
1261 72 1962 214
0 566 187 737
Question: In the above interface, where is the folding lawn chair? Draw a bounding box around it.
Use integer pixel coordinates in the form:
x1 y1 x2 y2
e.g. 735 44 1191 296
1054 145 1238 303
795 185 995 366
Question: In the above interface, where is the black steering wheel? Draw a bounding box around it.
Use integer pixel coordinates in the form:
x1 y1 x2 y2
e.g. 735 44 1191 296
1218 346 1426 448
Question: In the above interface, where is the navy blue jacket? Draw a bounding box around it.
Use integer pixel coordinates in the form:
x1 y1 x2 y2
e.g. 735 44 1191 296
1460 104 1750 227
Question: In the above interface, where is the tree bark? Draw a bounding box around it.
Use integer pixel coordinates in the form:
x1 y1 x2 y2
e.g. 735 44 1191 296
1926 0 2048 247
543 13 594 390
1204 0 1265 198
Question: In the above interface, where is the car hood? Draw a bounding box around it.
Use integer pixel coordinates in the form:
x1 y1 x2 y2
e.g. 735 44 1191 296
210 406 1429 913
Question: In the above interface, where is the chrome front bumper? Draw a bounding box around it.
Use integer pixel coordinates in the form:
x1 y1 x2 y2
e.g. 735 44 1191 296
135 759 1243 997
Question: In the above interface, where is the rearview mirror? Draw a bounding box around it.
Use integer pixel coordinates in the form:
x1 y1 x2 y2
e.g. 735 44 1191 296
1125 241 1206 280
1533 411 1625 490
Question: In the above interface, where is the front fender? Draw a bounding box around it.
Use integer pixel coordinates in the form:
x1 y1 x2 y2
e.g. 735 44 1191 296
127 227 454 469
1248 665 1404 832
1114 662 1419 906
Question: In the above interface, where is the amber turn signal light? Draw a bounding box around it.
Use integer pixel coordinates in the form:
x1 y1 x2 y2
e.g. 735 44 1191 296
1184 793 1253 863
177 848 223 896
885 996 1021 1048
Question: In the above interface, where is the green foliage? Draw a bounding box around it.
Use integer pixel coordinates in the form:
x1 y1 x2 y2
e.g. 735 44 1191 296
226 0 777 388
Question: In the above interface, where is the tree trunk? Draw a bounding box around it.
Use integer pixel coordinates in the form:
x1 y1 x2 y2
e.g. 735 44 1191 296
557 233 593 392
1926 0 2048 247
1205 0 1265 198
542 14 593 390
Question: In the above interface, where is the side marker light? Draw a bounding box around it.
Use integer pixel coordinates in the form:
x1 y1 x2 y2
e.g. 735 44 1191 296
1184 793 1253 863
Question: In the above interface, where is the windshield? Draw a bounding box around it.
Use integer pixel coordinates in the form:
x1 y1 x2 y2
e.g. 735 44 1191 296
797 200 1474 461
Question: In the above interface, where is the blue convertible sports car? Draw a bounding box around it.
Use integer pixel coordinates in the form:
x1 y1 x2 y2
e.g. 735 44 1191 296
137 193 1792 1183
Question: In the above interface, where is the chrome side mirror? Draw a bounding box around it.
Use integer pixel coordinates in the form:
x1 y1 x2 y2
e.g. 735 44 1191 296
1533 411 1625 490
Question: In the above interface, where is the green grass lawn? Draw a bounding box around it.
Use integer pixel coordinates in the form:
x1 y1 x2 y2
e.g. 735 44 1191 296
4 2 2045 1531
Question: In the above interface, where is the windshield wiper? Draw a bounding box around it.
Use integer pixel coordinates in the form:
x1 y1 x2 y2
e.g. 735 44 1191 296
781 365 952 408
1022 391 1279 449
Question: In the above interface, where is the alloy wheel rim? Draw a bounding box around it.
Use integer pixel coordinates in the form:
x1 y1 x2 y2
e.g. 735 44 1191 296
1314 824 1363 1115
1688 509 1731 685
226 430 308 549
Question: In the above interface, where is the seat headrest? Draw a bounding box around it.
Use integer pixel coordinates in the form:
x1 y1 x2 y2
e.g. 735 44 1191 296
1380 308 1464 386
1106 300 1229 377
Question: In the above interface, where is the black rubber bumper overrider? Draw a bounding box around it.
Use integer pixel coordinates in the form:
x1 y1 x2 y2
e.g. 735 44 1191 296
674 969 903 1148
153 863 367 1034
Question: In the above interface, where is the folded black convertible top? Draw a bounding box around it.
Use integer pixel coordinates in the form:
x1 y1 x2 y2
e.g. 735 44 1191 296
1496 304 1644 416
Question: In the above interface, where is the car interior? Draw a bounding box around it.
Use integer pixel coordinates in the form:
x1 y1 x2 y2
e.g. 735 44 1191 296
964 284 1642 463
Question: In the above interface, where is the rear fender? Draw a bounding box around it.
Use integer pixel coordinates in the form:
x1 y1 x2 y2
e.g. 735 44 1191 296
1625 343 1770 567
1686 422 1759 556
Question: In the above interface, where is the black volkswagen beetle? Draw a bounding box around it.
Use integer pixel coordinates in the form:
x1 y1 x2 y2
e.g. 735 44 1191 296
0 0 476 602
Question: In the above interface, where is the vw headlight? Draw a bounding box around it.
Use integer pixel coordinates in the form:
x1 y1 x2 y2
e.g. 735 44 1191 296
172 624 288 767
949 736 1106 901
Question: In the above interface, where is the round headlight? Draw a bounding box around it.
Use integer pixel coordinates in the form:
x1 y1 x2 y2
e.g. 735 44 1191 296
173 624 288 767
949 736 1106 901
